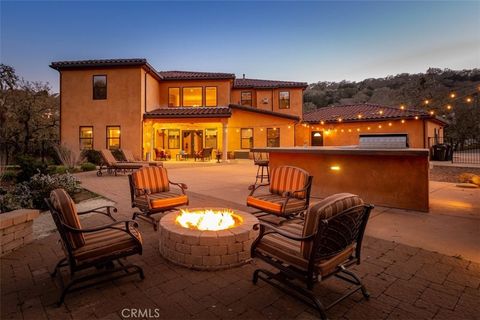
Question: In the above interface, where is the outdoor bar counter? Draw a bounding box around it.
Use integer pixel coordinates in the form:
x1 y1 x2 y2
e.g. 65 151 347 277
252 147 430 212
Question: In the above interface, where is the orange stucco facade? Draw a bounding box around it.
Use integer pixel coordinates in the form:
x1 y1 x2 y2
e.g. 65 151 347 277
53 59 445 161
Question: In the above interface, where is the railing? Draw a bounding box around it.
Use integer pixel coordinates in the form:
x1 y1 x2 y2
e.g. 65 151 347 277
428 136 480 164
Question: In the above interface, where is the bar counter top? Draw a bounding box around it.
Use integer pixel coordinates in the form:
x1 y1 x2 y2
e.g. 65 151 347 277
251 146 429 157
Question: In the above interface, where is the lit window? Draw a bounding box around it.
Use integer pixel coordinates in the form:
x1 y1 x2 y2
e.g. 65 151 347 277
106 126 120 149
267 128 280 147
205 87 217 107
79 126 93 150
168 129 180 149
279 91 290 109
182 87 202 107
205 128 218 148
168 88 180 107
93 75 107 100
241 91 252 106
240 128 253 149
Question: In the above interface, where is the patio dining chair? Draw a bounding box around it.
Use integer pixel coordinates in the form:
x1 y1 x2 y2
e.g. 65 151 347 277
247 165 313 222
45 189 144 306
129 166 189 230
251 193 374 319
97 149 144 176
194 148 213 161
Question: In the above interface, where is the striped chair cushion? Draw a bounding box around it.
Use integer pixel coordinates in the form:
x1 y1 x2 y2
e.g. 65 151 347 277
132 166 170 194
121 149 136 162
256 222 354 277
50 189 85 249
301 193 363 259
247 194 307 216
134 192 188 212
269 166 309 199
101 149 118 166
73 226 142 263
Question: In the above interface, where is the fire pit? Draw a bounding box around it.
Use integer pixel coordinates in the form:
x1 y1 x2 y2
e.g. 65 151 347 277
159 208 258 270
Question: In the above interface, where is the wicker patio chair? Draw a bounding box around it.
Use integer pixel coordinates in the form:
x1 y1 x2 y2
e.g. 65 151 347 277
247 165 313 222
129 166 189 230
97 149 144 176
251 193 374 319
194 148 213 161
45 189 144 306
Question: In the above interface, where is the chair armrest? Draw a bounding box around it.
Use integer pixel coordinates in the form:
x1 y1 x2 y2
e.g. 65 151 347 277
248 183 270 196
62 220 138 234
135 187 150 196
254 222 314 242
77 206 117 221
170 181 188 194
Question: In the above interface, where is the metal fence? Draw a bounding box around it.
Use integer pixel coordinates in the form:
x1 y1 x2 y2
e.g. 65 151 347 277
428 136 480 164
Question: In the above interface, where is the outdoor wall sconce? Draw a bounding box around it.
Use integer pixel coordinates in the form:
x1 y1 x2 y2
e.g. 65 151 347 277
330 165 341 171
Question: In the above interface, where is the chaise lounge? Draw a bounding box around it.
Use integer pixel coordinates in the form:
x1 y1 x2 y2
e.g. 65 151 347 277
97 149 144 176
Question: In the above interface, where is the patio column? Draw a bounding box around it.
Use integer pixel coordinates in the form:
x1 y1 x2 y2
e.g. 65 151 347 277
222 122 228 161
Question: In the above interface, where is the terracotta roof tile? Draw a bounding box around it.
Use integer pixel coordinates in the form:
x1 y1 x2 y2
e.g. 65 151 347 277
144 107 231 119
50 59 148 70
303 104 447 124
158 71 235 80
234 78 308 89
229 104 300 120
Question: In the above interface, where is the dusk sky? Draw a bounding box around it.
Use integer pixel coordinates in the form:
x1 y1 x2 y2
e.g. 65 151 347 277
1 1 479 93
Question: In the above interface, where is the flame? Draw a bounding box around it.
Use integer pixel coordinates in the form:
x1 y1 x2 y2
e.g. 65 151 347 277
176 209 241 231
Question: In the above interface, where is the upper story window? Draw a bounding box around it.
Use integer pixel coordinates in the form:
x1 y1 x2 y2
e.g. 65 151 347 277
168 88 180 107
183 87 202 107
279 91 290 109
241 91 252 106
106 126 121 149
79 126 93 150
93 75 107 100
205 87 217 107
267 128 280 147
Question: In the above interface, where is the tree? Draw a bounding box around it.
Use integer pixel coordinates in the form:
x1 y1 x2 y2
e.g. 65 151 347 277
0 65 59 164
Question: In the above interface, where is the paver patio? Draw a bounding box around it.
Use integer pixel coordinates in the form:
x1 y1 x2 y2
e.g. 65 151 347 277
1 162 479 319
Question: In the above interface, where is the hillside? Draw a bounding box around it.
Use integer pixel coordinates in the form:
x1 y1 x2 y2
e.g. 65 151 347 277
303 68 480 139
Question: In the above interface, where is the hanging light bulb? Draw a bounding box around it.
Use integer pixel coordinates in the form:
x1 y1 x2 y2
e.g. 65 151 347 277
388 122 392 126
424 99 429 105
401 119 405 124
400 105 405 110
466 97 472 103
450 93 456 98
447 105 452 110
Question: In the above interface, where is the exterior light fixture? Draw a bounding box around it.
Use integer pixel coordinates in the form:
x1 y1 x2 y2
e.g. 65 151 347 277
367 127 371 130
429 111 435 115
466 97 472 103
388 122 392 126
313 132 321 137
320 121 325 125
447 105 452 110
400 105 405 110
378 125 382 129
288 125 291 129
378 110 384 115
348 129 352 132
341 129 344 132
401 119 405 124
330 165 341 171
415 116 419 120
357 114 362 119
338 118 342 122
356 128 360 132
424 100 429 104
450 93 456 98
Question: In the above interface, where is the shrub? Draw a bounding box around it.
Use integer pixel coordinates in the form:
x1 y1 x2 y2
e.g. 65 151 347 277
15 155 48 182
0 184 32 212
111 149 125 161
23 172 80 209
50 165 69 175
1 170 17 182
54 144 84 169
81 150 102 165
81 162 97 172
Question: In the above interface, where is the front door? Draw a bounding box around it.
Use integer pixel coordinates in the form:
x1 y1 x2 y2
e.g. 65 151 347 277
182 130 203 156
311 131 324 146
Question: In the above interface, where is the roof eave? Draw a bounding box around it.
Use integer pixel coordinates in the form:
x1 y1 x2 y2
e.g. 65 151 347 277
228 104 300 121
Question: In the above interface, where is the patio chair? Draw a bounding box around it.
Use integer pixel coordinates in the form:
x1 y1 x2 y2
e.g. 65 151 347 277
251 193 374 319
154 148 170 161
247 165 313 221
194 148 213 161
45 189 144 306
97 149 144 176
121 149 162 166
129 166 189 230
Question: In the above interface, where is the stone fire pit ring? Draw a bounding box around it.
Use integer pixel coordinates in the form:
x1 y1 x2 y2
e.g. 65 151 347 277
159 208 259 270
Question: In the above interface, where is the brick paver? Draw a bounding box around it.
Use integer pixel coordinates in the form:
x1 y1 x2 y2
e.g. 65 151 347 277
1 170 479 320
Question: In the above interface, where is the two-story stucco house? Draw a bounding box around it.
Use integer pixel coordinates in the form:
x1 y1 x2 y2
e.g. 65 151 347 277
50 58 307 160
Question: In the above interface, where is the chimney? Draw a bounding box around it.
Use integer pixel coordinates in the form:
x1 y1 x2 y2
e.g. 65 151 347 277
242 74 245 79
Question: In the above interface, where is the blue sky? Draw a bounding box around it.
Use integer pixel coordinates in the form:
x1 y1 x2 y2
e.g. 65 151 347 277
1 1 479 92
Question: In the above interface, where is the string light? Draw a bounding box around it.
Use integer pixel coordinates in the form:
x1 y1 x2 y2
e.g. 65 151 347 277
447 105 452 110
466 97 472 103
320 121 325 125
378 110 384 115
388 122 392 126
424 100 429 105
429 111 435 115
357 114 362 119
415 116 419 120
338 118 343 122
341 129 344 132
401 119 405 124
348 129 352 132
378 125 382 129
450 93 456 98
367 127 371 130
356 128 360 132
400 105 405 110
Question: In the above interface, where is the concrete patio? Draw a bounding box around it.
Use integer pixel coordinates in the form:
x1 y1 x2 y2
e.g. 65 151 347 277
1 161 479 319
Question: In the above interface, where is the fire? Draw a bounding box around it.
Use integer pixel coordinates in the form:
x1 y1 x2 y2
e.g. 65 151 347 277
176 209 242 231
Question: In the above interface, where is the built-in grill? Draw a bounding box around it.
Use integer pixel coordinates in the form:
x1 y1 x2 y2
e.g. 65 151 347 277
359 133 409 149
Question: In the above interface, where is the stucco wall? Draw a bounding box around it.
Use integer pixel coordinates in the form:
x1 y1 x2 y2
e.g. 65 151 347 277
295 119 437 148
143 72 161 112
60 67 144 159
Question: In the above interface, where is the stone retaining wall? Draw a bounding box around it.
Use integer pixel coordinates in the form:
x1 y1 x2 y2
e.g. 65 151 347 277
0 209 40 256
